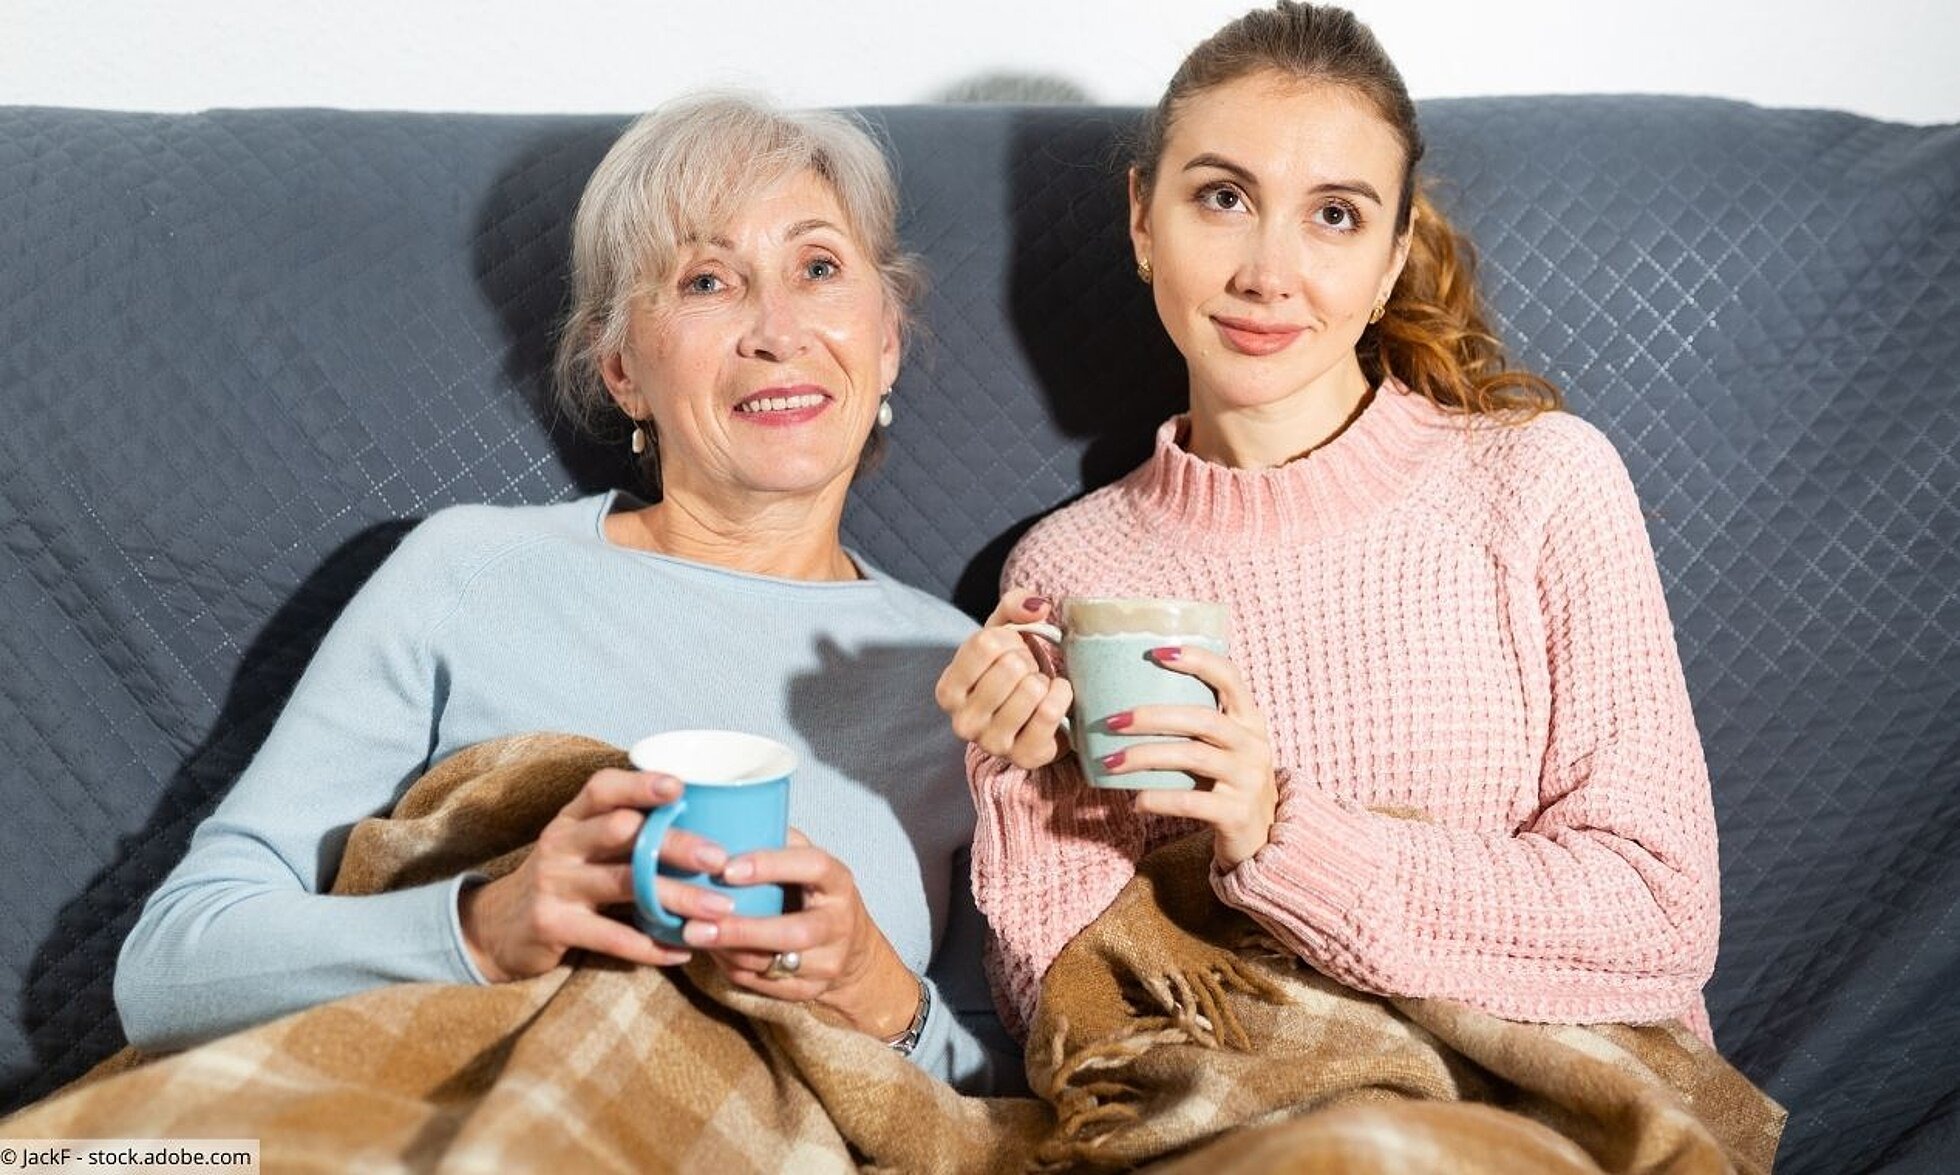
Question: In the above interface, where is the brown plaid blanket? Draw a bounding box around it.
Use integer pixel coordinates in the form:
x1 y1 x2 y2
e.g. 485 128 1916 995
3 735 1783 1172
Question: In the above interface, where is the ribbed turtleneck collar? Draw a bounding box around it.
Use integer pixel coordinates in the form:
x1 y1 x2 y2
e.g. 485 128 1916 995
1123 382 1461 550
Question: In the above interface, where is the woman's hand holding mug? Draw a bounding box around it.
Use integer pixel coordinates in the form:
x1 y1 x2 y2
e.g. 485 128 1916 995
940 591 1278 869
457 765 731 982
625 730 922 1041
678 829 924 1040
935 589 1075 769
1109 644 1280 870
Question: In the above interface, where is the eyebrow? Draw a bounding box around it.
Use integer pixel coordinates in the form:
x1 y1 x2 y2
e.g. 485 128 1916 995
702 218 841 250
1181 152 1385 207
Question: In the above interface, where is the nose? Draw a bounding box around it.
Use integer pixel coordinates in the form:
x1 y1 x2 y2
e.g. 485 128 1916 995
737 278 808 362
1227 222 1303 303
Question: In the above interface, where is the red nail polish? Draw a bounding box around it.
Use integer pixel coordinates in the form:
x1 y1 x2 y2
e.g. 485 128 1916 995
1100 751 1126 769
1151 646 1182 662
1025 596 1051 613
1105 711 1134 731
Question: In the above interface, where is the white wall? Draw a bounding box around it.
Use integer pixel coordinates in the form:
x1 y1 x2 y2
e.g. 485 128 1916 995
4 0 1954 124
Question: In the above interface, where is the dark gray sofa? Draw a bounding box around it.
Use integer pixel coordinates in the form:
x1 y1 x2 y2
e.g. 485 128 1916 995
1 97 1955 1171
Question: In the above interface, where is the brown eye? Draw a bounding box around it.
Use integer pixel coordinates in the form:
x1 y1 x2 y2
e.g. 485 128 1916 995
1316 201 1362 231
1198 183 1247 212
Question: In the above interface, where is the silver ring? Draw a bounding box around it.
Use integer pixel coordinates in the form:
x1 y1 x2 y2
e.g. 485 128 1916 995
762 950 801 980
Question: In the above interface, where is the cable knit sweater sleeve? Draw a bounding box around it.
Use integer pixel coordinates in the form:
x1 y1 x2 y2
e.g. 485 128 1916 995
1212 420 1721 1031
967 746 1144 1040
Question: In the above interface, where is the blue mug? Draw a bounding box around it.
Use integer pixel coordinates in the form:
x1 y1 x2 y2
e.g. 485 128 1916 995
629 730 794 947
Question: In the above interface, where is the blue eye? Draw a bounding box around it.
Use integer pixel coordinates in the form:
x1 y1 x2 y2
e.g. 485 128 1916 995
683 272 723 295
805 257 839 280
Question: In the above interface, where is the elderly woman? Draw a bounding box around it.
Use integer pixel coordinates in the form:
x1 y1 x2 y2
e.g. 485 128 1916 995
114 95 1010 1093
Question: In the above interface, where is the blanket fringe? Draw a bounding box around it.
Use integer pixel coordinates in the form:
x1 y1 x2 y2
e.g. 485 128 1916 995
1138 956 1285 1051
1036 1015 1193 1169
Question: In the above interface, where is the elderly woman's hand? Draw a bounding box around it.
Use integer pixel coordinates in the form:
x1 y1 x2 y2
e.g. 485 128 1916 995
458 768 734 982
935 588 1074 769
678 830 923 1040
1104 645 1280 870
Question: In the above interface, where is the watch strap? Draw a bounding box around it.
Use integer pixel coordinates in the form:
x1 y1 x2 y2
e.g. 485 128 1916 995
882 973 930 1056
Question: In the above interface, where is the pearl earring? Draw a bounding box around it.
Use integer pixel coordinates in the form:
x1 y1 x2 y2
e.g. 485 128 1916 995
630 424 649 454
877 390 894 429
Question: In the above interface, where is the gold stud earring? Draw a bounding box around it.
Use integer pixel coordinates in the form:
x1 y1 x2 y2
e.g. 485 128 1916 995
1136 257 1153 284
1368 299 1386 324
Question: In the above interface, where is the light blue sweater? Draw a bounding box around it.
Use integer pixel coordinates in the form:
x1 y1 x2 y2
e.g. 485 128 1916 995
116 492 1016 1093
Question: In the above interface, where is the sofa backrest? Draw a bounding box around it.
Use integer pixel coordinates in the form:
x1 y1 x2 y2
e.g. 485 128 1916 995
1 100 1955 1170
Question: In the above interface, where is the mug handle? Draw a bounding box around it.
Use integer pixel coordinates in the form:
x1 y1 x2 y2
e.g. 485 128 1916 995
631 798 688 939
1004 621 1071 737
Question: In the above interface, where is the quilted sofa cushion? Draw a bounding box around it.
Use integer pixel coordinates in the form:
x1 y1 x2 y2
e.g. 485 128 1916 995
1 100 1955 1172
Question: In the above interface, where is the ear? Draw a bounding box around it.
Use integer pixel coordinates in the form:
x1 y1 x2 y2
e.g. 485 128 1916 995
1128 167 1153 271
599 342 646 420
877 299 902 393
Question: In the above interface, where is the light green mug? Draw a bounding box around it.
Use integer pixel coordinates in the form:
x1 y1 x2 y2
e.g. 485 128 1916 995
1011 596 1230 790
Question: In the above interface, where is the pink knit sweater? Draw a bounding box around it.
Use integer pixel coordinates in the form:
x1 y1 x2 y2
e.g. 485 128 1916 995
968 384 1720 1045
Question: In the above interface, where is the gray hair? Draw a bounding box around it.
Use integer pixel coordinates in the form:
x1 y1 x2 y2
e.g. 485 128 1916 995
552 93 925 478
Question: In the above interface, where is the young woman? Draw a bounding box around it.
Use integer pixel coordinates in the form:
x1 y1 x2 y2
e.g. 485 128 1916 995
936 2 1721 1047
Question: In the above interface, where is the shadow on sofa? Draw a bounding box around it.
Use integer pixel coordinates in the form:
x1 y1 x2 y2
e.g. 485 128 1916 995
14 520 415 1109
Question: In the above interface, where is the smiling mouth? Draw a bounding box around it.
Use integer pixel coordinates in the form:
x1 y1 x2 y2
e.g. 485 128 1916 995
734 391 828 415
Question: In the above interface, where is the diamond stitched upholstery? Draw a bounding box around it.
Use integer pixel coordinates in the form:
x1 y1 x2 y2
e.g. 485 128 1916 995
1 100 1955 1171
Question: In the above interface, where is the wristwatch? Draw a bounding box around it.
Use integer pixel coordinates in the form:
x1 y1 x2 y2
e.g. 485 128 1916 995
882 974 931 1056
